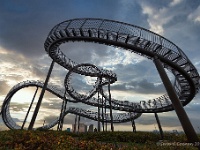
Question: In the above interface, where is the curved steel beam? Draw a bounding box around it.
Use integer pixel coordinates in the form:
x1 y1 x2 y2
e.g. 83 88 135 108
42 107 142 129
1 18 199 131
44 18 199 111
1 81 141 129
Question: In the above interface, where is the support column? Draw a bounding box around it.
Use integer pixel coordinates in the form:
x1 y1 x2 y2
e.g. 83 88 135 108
105 114 108 131
155 113 164 139
108 79 114 132
28 61 55 130
131 119 136 133
97 90 101 132
101 92 105 132
74 115 77 133
57 98 67 131
154 57 199 143
77 115 80 133
104 93 107 132
21 87 38 129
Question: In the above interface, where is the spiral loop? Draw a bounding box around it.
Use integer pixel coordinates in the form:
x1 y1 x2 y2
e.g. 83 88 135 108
1 18 199 130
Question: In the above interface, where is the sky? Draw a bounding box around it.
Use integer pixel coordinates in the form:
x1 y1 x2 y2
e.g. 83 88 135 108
0 0 200 133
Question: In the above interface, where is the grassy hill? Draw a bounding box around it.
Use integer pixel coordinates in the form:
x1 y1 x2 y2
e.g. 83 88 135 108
0 130 198 150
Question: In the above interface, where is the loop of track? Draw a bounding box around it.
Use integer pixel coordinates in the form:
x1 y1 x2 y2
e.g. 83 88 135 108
45 18 199 111
64 63 103 101
1 18 199 129
1 81 141 129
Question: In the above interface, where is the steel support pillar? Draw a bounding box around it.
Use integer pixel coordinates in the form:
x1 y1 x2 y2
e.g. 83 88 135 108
155 113 164 139
101 92 105 132
57 99 67 131
77 115 80 133
131 119 136 133
21 87 38 129
97 90 101 132
28 61 55 130
74 115 77 133
154 57 199 144
105 114 108 131
108 79 114 132
104 94 107 131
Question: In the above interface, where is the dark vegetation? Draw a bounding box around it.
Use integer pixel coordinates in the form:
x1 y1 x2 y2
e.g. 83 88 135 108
0 130 198 150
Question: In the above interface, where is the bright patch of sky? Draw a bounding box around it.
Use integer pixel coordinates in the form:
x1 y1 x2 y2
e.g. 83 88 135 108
1 0 200 132
188 5 200 23
98 47 145 68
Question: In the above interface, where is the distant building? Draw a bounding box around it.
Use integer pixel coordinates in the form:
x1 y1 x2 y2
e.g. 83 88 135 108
88 124 94 132
172 130 179 135
72 123 87 133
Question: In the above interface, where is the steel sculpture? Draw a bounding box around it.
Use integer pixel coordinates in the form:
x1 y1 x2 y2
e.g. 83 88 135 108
1 18 200 144
1 80 142 129
44 18 199 111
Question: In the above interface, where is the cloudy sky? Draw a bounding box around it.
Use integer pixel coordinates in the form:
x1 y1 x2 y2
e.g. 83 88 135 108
0 0 200 133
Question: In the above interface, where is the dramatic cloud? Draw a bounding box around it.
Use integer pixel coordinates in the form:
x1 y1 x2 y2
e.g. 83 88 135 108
0 0 200 132
188 5 200 23
0 80 10 95
110 79 165 96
